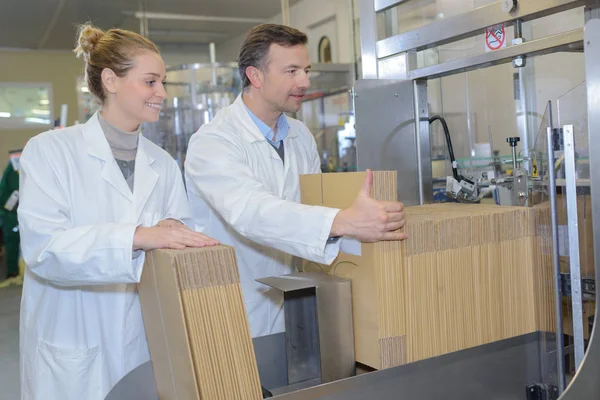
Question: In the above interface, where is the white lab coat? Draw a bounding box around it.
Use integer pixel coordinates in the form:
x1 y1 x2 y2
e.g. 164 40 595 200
17 113 191 400
184 94 341 338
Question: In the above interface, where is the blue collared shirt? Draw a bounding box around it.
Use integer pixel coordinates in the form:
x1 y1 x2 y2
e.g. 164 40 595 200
244 103 289 149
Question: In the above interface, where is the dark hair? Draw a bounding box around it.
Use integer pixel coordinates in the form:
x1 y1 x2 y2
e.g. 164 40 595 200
74 23 160 102
238 24 308 90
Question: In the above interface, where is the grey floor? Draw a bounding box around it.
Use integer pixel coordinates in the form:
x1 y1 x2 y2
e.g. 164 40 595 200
0 285 21 400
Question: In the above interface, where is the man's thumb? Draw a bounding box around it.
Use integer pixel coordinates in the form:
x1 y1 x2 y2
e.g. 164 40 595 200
359 169 373 197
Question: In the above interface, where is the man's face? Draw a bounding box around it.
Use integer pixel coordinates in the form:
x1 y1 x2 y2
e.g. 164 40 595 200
258 43 311 114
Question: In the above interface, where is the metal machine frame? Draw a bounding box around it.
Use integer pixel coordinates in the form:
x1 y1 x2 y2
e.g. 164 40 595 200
351 0 600 398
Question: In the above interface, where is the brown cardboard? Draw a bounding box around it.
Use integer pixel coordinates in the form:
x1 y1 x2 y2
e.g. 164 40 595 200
301 171 546 370
138 246 262 400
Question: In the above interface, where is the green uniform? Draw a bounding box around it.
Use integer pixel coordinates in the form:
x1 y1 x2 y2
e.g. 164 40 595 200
0 161 20 278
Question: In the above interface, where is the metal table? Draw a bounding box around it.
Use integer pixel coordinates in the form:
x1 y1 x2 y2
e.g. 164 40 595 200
106 332 548 400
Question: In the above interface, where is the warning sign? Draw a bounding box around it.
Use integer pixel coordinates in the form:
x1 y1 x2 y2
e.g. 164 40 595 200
485 24 506 52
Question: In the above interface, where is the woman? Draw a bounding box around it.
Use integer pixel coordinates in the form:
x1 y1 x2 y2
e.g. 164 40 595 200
17 23 218 400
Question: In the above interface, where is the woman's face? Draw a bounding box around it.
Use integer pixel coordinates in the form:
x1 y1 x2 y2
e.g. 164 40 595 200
108 50 167 126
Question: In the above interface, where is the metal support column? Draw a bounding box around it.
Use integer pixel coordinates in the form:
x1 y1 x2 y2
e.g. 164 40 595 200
585 0 600 21
547 123 567 393
358 0 378 78
281 0 290 26
562 124 585 371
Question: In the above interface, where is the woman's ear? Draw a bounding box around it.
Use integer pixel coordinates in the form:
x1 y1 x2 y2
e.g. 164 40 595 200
101 68 118 95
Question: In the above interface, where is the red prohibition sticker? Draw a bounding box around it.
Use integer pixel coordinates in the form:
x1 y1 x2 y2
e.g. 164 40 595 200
485 24 506 52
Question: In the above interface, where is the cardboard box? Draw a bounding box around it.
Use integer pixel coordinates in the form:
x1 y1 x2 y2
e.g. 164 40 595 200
300 171 546 369
138 246 262 400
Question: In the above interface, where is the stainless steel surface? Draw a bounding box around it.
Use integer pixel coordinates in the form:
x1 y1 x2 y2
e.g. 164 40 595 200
559 18 600 400
108 333 549 400
511 145 518 171
354 79 421 206
314 277 355 383
547 125 567 394
105 361 159 400
538 332 560 390
584 0 600 21
413 80 433 205
273 333 544 399
254 333 289 391
284 289 321 385
514 18 523 39
257 272 355 385
511 168 529 206
383 7 398 38
562 124 586 371
377 53 408 79
374 0 409 13
358 0 378 79
256 273 351 293
376 0 584 58
409 29 584 80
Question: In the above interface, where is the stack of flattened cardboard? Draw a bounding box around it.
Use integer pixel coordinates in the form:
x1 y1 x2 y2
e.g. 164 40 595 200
138 246 262 400
300 171 551 370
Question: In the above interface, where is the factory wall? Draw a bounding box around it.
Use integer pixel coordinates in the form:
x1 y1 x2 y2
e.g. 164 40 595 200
217 0 356 65
0 48 210 168
0 50 82 168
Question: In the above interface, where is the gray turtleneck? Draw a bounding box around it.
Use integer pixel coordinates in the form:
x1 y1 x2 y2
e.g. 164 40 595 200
98 113 139 192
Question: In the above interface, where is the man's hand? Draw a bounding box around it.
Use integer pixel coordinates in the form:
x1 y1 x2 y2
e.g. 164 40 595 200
133 225 220 251
330 169 407 242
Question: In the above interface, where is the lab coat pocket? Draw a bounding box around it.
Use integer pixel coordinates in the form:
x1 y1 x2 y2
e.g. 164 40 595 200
34 340 102 400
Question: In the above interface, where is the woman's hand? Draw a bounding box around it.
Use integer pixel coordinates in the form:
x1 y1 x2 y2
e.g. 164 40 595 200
133 224 220 251
155 218 184 228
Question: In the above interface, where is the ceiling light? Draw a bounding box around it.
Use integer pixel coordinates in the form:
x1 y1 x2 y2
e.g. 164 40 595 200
125 11 266 24
25 117 51 124
40 99 50 105
149 30 228 39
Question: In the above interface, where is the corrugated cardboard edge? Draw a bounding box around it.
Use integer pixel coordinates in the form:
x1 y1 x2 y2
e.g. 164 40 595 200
139 250 201 400
174 246 262 399
171 246 240 291
379 335 407 368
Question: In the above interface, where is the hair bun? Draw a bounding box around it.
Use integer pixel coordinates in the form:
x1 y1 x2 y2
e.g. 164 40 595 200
74 23 105 59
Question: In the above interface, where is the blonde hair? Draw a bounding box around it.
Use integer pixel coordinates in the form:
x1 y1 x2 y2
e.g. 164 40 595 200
74 23 160 102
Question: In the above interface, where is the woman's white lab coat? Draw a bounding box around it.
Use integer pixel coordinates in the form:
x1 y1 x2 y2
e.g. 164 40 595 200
17 113 191 400
184 94 341 338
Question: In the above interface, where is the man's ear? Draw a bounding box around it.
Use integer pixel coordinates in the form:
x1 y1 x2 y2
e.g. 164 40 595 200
101 68 118 94
246 66 263 89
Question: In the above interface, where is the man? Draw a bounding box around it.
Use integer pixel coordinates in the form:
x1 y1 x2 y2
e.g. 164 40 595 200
184 24 407 338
